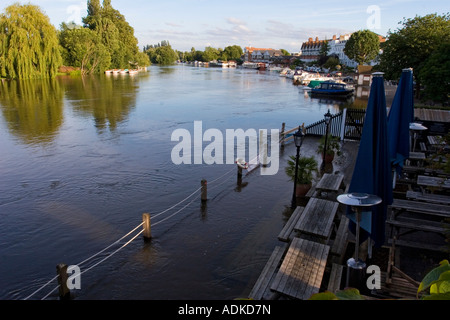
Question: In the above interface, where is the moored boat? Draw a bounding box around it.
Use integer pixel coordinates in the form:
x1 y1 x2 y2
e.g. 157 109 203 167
310 81 354 97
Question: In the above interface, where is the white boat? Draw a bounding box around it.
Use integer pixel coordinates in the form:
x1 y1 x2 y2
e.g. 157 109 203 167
128 69 138 75
242 62 259 69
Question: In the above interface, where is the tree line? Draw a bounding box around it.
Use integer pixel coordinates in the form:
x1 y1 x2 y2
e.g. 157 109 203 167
0 1 150 78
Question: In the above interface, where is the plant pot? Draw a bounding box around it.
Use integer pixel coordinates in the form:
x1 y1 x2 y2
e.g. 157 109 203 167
296 183 312 197
322 153 335 164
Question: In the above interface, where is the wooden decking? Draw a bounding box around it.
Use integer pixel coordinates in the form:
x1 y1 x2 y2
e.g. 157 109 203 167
249 172 350 300
270 238 330 300
414 108 450 123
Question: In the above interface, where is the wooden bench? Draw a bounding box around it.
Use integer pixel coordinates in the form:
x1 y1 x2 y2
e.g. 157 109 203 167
248 245 287 300
315 173 345 199
294 198 339 241
390 199 450 219
387 215 450 251
270 238 330 300
327 263 344 293
278 207 304 242
330 215 349 264
406 190 450 205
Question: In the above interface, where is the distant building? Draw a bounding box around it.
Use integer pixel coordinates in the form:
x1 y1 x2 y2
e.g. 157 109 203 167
244 47 283 62
300 37 328 63
300 34 386 68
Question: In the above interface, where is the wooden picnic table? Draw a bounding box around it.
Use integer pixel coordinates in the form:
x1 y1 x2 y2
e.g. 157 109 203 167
294 198 339 241
315 173 345 194
387 198 450 251
270 238 330 300
408 152 426 167
427 135 445 147
417 175 450 190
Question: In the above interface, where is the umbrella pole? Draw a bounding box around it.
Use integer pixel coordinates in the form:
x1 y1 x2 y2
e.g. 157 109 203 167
354 208 361 261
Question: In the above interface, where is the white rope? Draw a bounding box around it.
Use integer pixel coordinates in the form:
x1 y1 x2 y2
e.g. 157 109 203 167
152 195 199 226
77 222 144 267
152 187 202 219
79 230 144 277
23 275 59 300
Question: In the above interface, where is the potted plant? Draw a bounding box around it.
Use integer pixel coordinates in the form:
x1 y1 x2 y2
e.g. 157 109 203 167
316 134 342 163
285 155 319 196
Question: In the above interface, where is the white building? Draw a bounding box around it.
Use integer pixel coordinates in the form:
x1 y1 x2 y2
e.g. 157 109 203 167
300 34 386 68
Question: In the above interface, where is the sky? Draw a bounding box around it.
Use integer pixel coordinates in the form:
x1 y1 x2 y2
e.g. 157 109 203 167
2 0 449 53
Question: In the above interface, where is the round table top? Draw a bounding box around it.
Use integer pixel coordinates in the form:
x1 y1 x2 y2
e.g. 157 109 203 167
337 193 382 207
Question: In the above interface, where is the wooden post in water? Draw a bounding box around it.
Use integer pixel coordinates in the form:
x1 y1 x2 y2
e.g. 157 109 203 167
143 213 151 240
56 264 70 300
201 180 207 203
237 166 243 186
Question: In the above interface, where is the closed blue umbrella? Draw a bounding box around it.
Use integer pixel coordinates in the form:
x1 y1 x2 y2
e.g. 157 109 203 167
387 68 415 176
347 73 393 248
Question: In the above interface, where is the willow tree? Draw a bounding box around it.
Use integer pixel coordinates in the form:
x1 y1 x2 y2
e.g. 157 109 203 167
0 4 62 79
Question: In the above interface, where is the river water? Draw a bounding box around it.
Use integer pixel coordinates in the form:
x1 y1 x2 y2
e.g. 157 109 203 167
0 65 352 300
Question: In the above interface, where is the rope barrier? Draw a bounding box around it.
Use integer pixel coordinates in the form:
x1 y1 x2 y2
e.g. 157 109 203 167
23 162 248 300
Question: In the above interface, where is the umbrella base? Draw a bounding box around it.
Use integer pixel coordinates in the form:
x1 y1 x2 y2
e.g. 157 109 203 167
346 258 367 290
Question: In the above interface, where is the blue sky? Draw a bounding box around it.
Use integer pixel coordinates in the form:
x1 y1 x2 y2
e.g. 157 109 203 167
2 0 449 52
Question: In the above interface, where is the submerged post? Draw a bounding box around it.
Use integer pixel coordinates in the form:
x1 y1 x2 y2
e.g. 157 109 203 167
201 179 207 202
281 123 286 149
56 264 70 300
143 213 151 240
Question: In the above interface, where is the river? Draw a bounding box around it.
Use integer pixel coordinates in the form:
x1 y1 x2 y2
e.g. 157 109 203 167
0 65 353 300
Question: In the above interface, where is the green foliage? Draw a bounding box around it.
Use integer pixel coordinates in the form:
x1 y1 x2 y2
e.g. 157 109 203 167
379 13 450 95
323 57 340 71
285 155 319 185
316 134 342 156
418 43 450 104
82 0 145 70
178 45 243 63
221 45 243 61
418 260 450 300
145 41 178 65
344 29 380 65
0 3 62 79
59 23 111 75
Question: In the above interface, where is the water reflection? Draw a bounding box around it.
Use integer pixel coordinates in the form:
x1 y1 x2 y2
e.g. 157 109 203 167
61 75 139 134
0 79 64 145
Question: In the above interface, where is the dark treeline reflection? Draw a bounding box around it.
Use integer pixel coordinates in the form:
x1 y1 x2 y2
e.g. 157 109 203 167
0 74 142 145
0 79 64 145
60 74 140 134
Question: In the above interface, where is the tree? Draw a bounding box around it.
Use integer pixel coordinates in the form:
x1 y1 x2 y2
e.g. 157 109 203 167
59 22 111 75
221 45 243 61
0 4 62 79
203 47 220 62
344 30 380 65
82 0 143 69
380 13 450 98
323 57 340 71
145 42 178 65
418 43 450 104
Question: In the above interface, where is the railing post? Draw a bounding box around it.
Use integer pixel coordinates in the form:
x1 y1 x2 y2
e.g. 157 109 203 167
56 264 70 300
280 122 286 149
340 108 348 141
143 213 151 240
201 179 207 203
